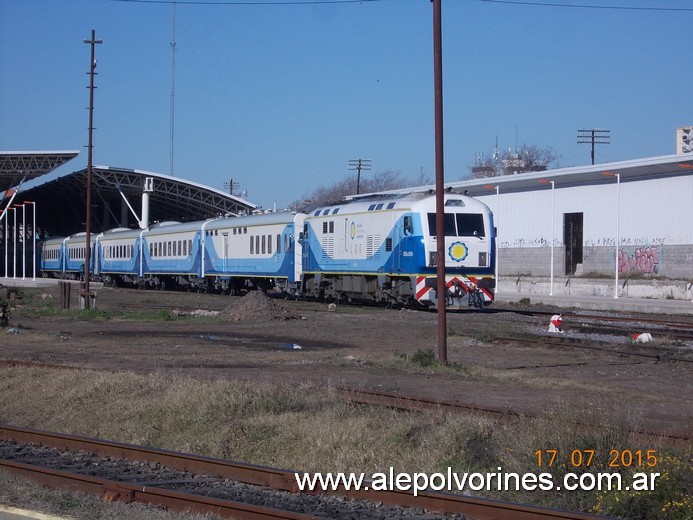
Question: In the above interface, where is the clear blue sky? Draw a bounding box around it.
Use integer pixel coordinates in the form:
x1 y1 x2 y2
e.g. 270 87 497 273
1 0 691 210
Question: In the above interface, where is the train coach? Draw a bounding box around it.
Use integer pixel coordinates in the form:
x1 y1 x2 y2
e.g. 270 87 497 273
39 191 495 308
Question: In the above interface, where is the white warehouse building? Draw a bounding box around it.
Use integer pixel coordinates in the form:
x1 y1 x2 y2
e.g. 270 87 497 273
439 153 692 297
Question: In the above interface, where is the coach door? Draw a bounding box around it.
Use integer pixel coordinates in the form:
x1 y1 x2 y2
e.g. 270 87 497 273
564 212 583 275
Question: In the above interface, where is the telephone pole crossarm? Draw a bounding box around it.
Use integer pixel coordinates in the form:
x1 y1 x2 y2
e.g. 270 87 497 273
348 159 371 195
577 128 610 165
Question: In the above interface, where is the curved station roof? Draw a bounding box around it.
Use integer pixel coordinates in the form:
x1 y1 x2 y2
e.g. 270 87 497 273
0 151 79 193
1 153 257 238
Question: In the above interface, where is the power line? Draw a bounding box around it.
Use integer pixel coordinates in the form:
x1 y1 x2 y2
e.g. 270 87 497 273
109 0 385 5
475 0 693 12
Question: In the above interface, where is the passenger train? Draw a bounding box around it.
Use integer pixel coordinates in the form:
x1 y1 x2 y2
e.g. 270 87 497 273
39 191 496 308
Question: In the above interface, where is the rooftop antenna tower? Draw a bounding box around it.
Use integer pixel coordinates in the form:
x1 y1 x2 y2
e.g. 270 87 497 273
169 0 177 176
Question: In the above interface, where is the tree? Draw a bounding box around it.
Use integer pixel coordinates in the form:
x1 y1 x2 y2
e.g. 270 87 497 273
290 169 431 210
470 144 559 178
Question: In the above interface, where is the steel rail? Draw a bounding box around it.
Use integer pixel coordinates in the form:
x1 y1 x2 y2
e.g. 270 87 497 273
499 335 693 363
0 459 315 520
0 424 608 520
333 387 690 449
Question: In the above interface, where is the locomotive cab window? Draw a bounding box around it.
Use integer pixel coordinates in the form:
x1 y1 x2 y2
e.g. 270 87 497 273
456 214 485 237
427 213 456 237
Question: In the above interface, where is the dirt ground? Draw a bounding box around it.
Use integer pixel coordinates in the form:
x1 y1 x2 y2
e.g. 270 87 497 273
2 286 692 437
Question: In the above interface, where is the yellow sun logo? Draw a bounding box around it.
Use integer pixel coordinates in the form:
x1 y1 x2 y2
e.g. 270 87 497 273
448 241 468 262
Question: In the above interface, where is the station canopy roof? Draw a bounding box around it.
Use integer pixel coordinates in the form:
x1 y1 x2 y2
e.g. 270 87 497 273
1 153 257 238
0 151 79 193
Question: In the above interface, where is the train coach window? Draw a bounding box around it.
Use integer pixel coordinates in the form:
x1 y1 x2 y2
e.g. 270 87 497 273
250 236 254 254
267 234 272 254
276 234 281 254
456 214 485 237
387 202 395 209
189 240 192 254
368 204 376 211
256 235 260 254
332 208 339 215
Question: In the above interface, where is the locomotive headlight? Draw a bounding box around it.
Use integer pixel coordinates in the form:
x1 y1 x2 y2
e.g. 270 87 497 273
479 252 487 266
429 252 437 267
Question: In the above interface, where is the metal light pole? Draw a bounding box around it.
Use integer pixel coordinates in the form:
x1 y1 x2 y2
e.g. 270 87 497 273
539 179 555 295
602 172 621 298
484 185 500 293
14 204 25 279
3 212 7 279
11 208 16 279
24 201 36 280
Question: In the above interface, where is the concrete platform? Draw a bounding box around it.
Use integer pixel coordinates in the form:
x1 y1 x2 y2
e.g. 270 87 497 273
0 507 69 520
497 292 693 316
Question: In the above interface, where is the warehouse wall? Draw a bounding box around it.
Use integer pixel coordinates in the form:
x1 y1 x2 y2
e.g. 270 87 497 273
478 174 693 279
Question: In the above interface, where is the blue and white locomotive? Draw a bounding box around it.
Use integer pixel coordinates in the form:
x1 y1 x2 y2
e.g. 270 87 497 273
301 191 495 307
39 191 495 308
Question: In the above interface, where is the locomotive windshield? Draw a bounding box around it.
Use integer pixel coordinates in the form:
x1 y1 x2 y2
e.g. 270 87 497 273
427 213 485 237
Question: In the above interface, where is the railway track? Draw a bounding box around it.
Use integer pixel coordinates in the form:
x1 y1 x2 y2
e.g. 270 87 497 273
0 424 608 520
333 387 690 449
496 334 693 364
0 357 689 449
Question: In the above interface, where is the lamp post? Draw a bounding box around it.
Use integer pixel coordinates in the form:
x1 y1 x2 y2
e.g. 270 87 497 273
3 211 7 279
24 201 36 280
602 172 621 298
484 184 500 293
539 179 555 295
14 204 26 279
10 207 16 279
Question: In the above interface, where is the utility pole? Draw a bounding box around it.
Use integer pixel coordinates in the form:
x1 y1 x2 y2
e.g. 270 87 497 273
224 178 240 196
170 0 177 176
348 159 371 195
432 0 447 364
577 128 610 165
84 29 102 310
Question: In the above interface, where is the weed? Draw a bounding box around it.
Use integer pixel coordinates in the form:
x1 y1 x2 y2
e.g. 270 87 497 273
475 330 495 343
409 348 437 367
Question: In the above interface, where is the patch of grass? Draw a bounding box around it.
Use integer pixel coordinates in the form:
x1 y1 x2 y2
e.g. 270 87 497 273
592 452 691 520
1 366 688 518
16 301 110 320
410 348 437 367
475 330 495 343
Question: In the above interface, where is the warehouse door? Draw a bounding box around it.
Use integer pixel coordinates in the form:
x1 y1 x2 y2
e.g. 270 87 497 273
564 213 583 275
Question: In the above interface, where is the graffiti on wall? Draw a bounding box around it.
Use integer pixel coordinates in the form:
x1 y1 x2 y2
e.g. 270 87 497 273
617 247 660 274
